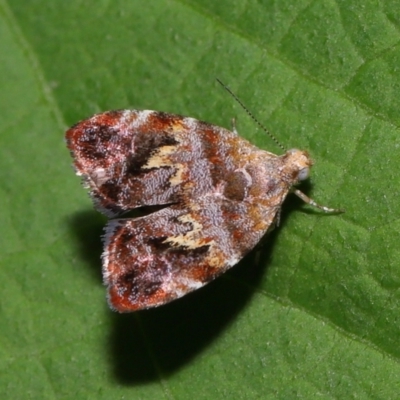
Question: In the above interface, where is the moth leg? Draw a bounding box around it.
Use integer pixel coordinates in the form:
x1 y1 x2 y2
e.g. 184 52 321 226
231 117 238 135
293 189 345 213
274 208 281 227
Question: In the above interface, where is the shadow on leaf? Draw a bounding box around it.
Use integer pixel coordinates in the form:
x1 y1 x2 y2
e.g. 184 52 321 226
67 209 106 283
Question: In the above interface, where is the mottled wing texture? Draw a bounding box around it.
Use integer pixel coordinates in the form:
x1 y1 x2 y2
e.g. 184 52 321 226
66 110 311 311
103 196 277 311
66 110 261 216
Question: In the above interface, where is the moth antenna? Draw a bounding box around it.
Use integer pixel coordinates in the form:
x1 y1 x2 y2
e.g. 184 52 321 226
216 78 286 152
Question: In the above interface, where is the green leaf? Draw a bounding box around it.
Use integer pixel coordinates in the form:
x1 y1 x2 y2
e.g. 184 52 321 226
1 0 400 398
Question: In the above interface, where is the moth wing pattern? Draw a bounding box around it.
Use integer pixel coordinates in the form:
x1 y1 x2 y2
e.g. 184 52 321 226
66 109 314 311
103 197 278 311
66 109 257 216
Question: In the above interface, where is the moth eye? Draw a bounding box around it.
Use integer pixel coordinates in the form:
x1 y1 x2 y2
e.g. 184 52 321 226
298 167 310 181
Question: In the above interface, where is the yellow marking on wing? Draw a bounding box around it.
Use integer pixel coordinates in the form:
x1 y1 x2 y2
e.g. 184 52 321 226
163 213 215 250
169 163 185 185
143 145 177 169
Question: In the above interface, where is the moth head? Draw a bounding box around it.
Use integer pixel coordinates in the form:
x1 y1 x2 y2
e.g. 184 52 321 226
283 149 314 183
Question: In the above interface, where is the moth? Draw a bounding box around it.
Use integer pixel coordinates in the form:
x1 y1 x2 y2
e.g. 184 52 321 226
66 84 342 312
